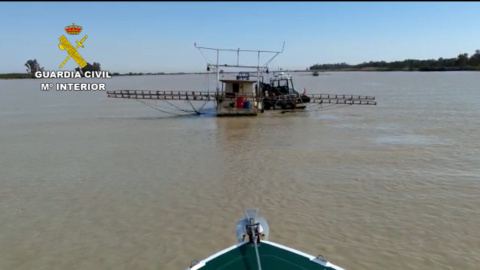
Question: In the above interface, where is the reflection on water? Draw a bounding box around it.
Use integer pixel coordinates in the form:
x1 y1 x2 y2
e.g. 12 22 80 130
374 134 451 146
0 72 479 270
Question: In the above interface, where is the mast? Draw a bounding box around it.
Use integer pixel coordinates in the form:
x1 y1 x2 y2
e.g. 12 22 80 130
194 42 285 111
194 42 285 71
216 49 220 109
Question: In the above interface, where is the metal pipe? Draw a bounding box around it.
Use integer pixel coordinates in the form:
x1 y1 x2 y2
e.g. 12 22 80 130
216 49 220 109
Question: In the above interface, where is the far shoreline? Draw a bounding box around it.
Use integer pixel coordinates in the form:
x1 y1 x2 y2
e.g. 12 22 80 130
1 68 479 80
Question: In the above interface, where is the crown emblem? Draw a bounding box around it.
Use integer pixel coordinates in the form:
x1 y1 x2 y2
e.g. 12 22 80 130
65 23 82 35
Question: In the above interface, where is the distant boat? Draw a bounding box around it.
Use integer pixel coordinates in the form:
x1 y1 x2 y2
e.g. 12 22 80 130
313 70 319 76
184 208 346 270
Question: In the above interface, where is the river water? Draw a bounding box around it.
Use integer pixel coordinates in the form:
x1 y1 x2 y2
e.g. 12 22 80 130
0 72 479 270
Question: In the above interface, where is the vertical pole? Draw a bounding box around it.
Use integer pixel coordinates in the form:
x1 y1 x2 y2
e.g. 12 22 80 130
257 51 260 81
251 222 263 270
257 51 261 111
216 49 220 109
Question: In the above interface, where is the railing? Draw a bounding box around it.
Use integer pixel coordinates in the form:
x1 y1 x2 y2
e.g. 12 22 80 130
220 93 262 102
106 90 215 100
313 99 377 105
105 90 377 105
308 94 375 100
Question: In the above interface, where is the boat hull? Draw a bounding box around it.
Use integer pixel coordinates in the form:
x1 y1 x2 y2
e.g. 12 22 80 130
216 107 258 117
186 240 345 270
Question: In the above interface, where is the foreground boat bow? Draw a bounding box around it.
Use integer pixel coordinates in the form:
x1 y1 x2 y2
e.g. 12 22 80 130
185 208 346 270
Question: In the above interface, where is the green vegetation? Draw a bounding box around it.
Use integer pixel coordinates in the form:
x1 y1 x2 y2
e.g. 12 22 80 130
24 59 44 78
2 51 480 80
0 73 33 79
111 72 192 76
75 62 101 77
108 72 165 76
310 50 480 71
0 59 45 78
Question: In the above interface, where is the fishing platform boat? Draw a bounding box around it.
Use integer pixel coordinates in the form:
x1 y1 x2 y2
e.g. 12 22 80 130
106 43 377 116
185 208 345 270
192 43 283 117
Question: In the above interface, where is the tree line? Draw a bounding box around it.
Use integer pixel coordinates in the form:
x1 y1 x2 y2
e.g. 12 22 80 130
16 60 102 78
75 62 101 75
0 60 191 79
309 50 480 71
4 50 480 80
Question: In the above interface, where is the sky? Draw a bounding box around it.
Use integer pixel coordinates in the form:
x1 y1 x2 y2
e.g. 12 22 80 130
1 1 480 73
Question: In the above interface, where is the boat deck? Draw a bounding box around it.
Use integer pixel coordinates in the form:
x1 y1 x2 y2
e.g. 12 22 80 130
188 241 344 270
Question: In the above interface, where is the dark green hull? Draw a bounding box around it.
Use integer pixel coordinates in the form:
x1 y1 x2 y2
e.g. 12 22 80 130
186 241 345 270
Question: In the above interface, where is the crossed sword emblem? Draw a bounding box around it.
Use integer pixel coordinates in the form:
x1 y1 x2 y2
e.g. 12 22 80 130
58 35 88 68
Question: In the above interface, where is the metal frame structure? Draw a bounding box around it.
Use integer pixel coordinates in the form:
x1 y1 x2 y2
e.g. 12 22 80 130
194 42 285 110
